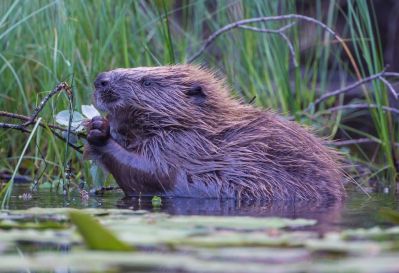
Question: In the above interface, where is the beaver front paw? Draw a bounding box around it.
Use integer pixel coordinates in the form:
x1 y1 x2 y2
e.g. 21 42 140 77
86 116 110 146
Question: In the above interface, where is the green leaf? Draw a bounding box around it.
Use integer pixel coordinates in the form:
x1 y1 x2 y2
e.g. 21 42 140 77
69 210 133 251
151 196 162 207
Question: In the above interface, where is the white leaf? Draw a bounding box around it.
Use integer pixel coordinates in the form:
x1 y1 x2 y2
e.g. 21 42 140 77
55 110 85 129
81 105 101 119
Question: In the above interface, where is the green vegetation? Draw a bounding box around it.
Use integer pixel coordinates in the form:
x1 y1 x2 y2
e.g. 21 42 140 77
69 210 133 251
0 0 397 197
151 195 162 207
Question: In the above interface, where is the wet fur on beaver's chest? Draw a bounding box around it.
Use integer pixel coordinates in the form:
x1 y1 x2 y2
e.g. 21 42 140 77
87 65 345 200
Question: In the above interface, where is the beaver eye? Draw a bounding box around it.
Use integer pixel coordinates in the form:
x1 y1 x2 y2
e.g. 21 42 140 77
142 80 152 87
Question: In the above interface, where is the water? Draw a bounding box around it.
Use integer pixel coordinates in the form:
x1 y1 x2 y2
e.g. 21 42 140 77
7 184 398 232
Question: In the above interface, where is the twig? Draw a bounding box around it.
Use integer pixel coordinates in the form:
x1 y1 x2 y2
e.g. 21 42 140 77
48 128 83 153
0 122 30 133
329 138 399 148
384 72 399 77
0 82 83 153
378 76 398 99
329 138 382 146
0 121 83 153
303 69 399 112
0 110 84 135
188 14 346 63
316 103 399 116
23 82 72 126
238 23 297 67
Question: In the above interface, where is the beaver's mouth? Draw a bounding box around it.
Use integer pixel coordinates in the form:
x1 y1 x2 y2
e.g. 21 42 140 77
98 88 119 103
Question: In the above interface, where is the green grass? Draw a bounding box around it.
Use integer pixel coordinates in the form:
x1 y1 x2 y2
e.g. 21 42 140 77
0 0 397 197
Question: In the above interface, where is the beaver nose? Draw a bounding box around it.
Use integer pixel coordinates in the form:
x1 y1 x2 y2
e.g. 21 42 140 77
94 73 111 89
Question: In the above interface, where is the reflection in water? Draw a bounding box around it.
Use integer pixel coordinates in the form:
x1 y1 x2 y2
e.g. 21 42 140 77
7 185 399 232
117 197 343 232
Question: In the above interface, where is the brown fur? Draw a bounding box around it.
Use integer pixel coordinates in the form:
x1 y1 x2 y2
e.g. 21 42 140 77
85 65 345 200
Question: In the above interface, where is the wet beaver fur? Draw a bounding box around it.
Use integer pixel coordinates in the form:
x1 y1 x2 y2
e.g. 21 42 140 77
85 65 345 200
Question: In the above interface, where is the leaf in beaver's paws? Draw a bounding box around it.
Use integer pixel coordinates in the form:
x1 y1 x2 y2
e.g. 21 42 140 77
81 105 101 119
55 110 85 131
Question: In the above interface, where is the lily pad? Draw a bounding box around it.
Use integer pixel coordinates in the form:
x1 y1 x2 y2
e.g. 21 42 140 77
69 210 132 251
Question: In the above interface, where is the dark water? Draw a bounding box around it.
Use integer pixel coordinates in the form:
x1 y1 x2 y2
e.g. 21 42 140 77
7 185 399 232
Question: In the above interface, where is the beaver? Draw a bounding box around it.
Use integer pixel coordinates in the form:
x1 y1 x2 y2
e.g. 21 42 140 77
84 65 345 200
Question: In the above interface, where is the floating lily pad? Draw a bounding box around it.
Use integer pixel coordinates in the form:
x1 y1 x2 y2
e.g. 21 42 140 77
0 219 68 230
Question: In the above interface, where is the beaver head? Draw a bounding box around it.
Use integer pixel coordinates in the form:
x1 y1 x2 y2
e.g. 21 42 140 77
93 65 240 131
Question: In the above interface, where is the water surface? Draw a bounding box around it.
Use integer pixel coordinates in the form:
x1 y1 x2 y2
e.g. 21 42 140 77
7 185 398 232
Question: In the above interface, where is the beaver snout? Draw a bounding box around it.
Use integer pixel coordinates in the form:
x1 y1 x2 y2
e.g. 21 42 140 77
93 72 120 107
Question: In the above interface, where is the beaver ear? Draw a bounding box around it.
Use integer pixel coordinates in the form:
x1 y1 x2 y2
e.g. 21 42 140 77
185 84 206 98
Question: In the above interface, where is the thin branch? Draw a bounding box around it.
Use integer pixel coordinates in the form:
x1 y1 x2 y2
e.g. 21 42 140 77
316 103 399 116
0 82 83 153
0 123 30 133
0 121 83 153
188 14 345 63
328 138 382 146
23 82 72 126
384 72 399 77
238 23 297 67
329 138 399 148
49 128 83 153
303 69 399 112
378 76 398 99
0 110 83 135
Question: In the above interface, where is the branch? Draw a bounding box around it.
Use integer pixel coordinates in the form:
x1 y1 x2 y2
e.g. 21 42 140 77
378 76 398 100
0 82 83 153
0 122 30 133
328 138 399 148
238 23 297 67
50 128 83 153
23 82 72 126
328 138 382 146
303 69 399 112
188 14 347 64
0 121 83 153
316 103 399 116
0 110 84 137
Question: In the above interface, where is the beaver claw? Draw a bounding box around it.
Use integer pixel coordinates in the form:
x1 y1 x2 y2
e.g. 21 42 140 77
86 116 110 146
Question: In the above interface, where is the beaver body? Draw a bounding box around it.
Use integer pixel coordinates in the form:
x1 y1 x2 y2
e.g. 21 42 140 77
85 65 345 200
